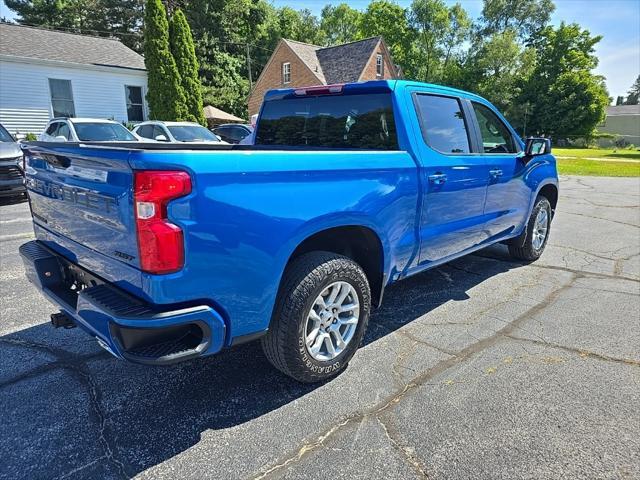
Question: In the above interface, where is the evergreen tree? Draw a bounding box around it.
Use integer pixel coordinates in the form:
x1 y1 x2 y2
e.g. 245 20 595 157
143 0 186 121
624 75 640 105
169 9 206 125
6 0 144 51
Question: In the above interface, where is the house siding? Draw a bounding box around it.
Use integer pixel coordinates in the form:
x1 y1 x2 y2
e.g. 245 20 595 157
0 58 147 135
599 114 640 145
247 42 322 117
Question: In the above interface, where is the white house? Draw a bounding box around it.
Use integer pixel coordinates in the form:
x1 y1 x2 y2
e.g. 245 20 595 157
0 23 148 136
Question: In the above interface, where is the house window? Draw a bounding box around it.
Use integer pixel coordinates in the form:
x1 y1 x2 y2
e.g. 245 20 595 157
282 62 291 84
125 86 144 122
376 54 384 77
48 79 75 117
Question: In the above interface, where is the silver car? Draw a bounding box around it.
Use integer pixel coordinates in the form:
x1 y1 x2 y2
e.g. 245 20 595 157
39 118 144 142
0 123 25 199
132 121 227 144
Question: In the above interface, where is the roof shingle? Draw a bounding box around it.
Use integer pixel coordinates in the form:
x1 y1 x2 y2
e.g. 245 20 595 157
285 36 384 85
0 23 145 71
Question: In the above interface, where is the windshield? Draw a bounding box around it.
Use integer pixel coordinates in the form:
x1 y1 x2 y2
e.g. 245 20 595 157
167 125 220 142
74 123 137 141
0 124 15 143
256 93 398 149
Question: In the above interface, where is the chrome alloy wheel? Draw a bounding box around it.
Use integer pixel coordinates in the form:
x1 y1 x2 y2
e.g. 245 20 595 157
304 281 360 361
532 208 549 251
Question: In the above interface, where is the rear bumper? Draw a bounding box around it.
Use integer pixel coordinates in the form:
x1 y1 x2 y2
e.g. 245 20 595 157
19 240 226 365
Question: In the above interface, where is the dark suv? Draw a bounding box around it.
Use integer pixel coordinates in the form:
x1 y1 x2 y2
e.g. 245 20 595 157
0 123 25 199
212 123 253 144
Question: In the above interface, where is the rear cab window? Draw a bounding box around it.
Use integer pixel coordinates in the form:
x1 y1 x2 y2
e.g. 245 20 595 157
413 94 471 154
256 93 398 150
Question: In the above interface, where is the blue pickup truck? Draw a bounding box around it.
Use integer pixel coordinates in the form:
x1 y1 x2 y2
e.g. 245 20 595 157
20 80 557 382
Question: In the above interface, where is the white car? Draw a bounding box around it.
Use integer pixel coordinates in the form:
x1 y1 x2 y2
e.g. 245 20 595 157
132 121 227 144
39 118 144 142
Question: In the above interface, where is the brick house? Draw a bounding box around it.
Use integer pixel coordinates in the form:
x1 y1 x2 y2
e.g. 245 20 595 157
247 36 400 116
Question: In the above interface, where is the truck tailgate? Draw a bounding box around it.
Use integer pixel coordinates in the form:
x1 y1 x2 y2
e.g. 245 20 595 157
23 144 139 268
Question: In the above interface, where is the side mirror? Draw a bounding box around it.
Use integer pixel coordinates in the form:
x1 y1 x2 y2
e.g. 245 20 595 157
525 137 551 157
154 134 168 142
54 135 68 142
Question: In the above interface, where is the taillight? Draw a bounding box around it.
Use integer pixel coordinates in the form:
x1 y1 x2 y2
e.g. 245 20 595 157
134 170 191 274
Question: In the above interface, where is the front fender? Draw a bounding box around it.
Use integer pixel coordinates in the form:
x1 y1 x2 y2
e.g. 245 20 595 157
510 155 558 246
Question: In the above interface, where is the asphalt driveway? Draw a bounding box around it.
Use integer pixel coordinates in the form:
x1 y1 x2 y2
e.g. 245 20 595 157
1 175 638 480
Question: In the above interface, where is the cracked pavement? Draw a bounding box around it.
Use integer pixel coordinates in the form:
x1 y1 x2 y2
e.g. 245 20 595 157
1 175 639 479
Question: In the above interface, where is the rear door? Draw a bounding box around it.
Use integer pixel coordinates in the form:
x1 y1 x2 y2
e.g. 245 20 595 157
468 101 529 240
410 91 490 264
23 144 139 267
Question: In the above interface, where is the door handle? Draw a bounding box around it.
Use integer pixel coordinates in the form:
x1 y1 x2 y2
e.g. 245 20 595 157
428 173 447 185
489 168 503 177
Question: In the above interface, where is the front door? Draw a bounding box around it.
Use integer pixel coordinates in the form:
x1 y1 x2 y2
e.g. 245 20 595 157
469 101 530 240
411 93 490 264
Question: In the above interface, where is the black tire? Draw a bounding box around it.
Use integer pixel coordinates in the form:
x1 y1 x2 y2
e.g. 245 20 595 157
508 196 552 261
261 251 371 383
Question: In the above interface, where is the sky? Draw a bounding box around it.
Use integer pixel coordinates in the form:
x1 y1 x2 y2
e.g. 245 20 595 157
1 0 638 98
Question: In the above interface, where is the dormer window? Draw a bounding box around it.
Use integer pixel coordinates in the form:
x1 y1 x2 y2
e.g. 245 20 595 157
282 62 291 84
376 54 383 77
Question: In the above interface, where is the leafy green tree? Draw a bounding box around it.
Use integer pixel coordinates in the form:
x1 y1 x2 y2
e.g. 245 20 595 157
624 75 640 105
358 1 412 73
519 22 609 138
479 0 555 40
441 3 471 81
144 0 186 120
467 30 535 127
409 0 449 82
276 7 323 44
184 0 272 118
170 9 206 125
320 3 362 45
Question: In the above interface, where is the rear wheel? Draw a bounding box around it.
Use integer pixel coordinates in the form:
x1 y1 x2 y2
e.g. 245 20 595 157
261 252 371 383
508 196 552 261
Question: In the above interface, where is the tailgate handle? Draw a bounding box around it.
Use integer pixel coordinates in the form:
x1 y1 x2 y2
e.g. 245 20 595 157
42 153 71 169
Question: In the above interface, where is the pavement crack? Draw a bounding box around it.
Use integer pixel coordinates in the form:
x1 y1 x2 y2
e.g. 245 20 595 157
375 416 429 478
505 335 640 367
0 336 128 478
251 415 360 480
561 210 639 229
397 329 458 357
251 274 578 479
471 253 640 283
74 364 130 479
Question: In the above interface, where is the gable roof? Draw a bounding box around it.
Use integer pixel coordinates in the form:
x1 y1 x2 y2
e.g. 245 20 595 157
282 39 325 83
0 23 145 71
284 36 386 85
317 37 382 84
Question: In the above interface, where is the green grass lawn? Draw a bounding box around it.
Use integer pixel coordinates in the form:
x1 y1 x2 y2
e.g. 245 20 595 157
553 147 640 177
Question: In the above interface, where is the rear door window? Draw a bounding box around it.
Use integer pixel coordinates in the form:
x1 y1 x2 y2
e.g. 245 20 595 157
414 94 470 154
471 102 519 153
45 122 60 136
256 93 398 150
137 125 154 139
153 125 168 140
